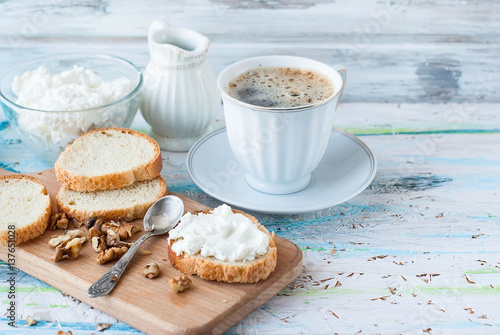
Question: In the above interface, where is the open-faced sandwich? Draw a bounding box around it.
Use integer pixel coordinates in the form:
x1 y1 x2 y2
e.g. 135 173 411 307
167 204 277 283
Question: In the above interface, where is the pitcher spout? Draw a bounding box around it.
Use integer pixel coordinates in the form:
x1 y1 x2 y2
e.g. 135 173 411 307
148 20 210 69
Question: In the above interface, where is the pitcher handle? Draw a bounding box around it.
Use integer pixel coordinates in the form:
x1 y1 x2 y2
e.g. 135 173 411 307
148 20 171 44
332 65 346 110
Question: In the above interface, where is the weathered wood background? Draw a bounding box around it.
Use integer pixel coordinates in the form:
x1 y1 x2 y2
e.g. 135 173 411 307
1 0 499 334
1 0 499 103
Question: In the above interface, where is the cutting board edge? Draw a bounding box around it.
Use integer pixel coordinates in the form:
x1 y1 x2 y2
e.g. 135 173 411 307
0 167 304 334
0 241 303 335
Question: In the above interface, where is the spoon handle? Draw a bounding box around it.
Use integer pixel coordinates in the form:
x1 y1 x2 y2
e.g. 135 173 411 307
88 232 152 298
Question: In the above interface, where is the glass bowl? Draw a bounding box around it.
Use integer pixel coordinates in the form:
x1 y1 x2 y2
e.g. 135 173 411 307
0 53 143 163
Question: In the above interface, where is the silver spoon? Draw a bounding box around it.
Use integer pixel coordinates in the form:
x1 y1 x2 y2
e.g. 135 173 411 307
88 195 184 298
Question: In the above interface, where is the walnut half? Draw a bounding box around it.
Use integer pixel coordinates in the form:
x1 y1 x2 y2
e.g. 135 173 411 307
101 219 141 240
141 263 160 279
51 237 86 262
65 237 86 259
49 213 69 230
106 230 133 248
169 275 192 293
91 236 107 253
95 246 128 265
48 234 71 248
48 230 83 247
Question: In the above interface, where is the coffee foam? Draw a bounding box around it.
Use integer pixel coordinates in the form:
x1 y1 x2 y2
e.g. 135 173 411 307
226 66 334 108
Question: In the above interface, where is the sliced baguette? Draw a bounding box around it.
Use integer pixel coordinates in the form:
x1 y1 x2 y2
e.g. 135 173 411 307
56 176 167 222
167 209 277 283
0 175 51 245
55 127 162 192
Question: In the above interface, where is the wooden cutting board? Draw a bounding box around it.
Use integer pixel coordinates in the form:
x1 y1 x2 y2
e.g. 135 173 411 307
0 168 302 335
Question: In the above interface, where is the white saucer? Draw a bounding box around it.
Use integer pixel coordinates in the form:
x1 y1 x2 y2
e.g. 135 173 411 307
186 128 377 214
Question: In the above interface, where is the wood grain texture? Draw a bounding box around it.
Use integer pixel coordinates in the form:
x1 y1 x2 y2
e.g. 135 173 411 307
1 122 499 334
0 168 303 335
165 133 500 334
0 0 499 103
1 40 499 104
1 0 499 38
0 0 499 333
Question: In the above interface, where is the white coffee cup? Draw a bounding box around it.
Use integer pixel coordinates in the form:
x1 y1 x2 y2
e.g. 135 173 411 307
217 55 346 194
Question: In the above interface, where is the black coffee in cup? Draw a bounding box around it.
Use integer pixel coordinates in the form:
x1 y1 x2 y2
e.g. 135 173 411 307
226 66 334 108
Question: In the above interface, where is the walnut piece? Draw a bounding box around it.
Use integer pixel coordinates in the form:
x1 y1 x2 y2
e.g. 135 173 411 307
91 236 107 253
86 216 99 229
51 237 86 262
105 229 133 248
105 230 121 246
86 217 138 263
48 230 83 247
101 218 141 240
26 315 36 326
66 229 83 238
88 225 104 240
65 237 86 259
49 213 69 230
95 323 111 331
169 275 192 293
51 240 69 262
95 246 128 264
57 331 73 335
141 263 160 279
73 219 83 228
48 234 71 247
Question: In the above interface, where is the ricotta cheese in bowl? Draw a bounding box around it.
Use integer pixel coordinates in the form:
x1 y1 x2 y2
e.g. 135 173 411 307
0 54 142 162
12 65 133 111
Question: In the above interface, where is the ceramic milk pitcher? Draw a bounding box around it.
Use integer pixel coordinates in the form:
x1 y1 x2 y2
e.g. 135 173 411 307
141 20 220 151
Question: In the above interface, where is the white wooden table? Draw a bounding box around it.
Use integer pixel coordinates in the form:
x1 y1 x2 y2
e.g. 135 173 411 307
1 1 499 334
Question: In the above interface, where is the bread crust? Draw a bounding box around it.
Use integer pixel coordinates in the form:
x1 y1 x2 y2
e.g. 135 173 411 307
55 127 162 192
0 175 51 245
167 209 277 283
56 176 167 222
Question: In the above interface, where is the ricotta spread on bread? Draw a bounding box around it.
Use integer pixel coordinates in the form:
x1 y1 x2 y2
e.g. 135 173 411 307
168 204 269 262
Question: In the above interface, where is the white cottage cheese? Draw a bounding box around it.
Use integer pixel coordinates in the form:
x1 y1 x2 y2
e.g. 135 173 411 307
12 65 133 111
10 65 136 158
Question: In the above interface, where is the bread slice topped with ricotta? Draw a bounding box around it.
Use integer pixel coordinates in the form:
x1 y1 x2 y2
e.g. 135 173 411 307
0 175 51 245
167 204 277 283
55 128 162 192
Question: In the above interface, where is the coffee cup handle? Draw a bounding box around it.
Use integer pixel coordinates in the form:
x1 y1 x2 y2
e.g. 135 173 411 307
332 65 346 110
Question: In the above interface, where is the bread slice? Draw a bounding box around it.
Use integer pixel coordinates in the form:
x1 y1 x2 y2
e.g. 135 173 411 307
56 176 167 222
55 127 162 192
0 175 51 245
167 208 277 283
